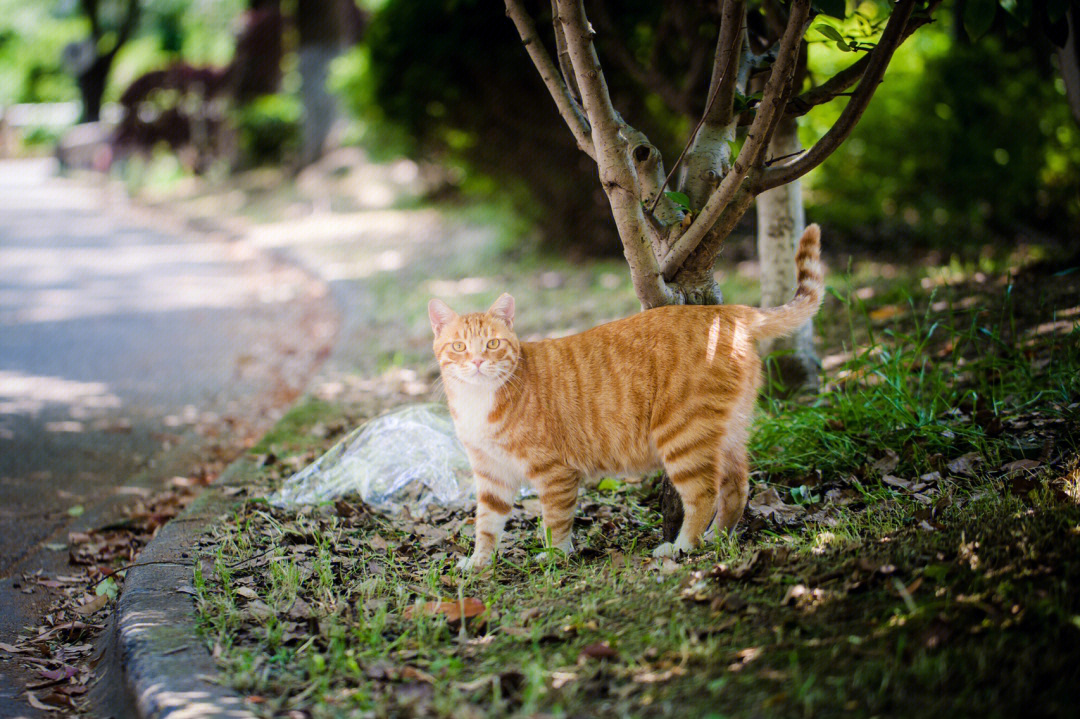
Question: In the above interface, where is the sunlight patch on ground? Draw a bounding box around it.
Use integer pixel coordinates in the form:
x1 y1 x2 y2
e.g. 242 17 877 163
0 239 296 324
0 370 121 415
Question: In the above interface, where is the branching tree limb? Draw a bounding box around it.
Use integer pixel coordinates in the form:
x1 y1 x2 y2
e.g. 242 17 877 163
504 0 594 159
555 0 674 307
755 0 918 192
776 5 937 120
503 0 939 310
661 0 810 280
705 0 747 128
550 0 581 103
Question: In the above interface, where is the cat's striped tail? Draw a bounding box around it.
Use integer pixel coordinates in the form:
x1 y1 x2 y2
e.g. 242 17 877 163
751 224 825 340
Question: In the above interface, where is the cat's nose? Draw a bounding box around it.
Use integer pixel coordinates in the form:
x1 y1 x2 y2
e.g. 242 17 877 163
472 359 484 368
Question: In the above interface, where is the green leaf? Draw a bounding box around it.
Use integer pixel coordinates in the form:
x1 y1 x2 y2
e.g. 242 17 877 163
814 24 846 43
963 0 997 39
812 0 847 19
67 505 84 517
597 478 621 492
96 577 119 599
663 191 691 212
836 38 853 52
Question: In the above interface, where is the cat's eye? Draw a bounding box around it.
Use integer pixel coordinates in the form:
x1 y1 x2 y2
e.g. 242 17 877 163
486 339 501 349
451 341 466 352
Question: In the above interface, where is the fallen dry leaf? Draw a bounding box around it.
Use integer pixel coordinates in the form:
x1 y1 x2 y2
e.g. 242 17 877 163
24 691 61 713
579 642 617 661
947 452 983 476
403 597 485 623
872 449 901 474
0 642 31 654
1001 459 1041 475
747 488 801 522
73 595 108 616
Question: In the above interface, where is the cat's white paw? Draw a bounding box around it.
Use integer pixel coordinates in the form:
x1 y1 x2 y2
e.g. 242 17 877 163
652 537 694 559
533 541 574 564
457 553 491 571
652 542 678 559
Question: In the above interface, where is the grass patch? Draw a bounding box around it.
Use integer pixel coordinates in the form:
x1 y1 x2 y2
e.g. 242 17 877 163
192 239 1080 717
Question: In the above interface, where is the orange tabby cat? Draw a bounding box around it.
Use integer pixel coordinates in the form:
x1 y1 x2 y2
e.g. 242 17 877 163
429 225 824 570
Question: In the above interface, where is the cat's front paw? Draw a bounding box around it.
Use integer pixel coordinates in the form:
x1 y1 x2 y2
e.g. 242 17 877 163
457 552 492 572
652 542 678 559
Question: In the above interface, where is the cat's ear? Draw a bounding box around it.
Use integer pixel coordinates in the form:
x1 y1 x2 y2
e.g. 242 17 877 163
428 299 457 336
488 293 515 329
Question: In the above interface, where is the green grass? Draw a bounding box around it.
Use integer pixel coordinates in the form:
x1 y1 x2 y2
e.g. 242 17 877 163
192 244 1080 718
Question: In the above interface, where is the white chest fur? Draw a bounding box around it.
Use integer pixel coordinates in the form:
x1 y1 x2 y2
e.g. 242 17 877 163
446 382 527 488
448 384 497 443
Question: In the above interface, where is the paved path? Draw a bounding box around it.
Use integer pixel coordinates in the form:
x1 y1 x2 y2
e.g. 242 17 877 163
0 159 336 716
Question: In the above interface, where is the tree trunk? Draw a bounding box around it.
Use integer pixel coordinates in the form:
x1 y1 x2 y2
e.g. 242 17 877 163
77 55 113 123
295 0 353 167
297 45 340 166
754 115 819 395
1059 2 1080 127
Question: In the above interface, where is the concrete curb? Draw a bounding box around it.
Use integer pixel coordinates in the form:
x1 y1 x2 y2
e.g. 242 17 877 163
108 460 261 719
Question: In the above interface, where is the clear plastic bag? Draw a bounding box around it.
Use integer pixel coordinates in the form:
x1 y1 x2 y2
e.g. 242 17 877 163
270 404 475 515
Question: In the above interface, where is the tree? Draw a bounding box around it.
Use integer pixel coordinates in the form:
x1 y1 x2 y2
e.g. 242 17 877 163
70 0 140 123
504 0 941 315
294 0 365 166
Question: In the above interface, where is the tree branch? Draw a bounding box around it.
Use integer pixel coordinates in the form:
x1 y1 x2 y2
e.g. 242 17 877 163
677 183 756 279
755 0 919 192
550 0 581 102
660 0 810 280
781 9 936 119
81 0 101 39
705 0 746 127
504 0 595 159
557 0 673 308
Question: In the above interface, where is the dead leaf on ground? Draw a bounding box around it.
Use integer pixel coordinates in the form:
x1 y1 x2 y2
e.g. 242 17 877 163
578 642 617 661
403 597 485 623
872 449 901 474
0 642 32 654
747 488 801 522
24 691 62 712
73 595 108 615
1001 459 1041 476
947 452 983 476
368 534 392 552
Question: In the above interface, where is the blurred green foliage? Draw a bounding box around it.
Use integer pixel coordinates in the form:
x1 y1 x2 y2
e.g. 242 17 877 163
0 1 84 104
331 0 1078 254
0 0 243 107
339 0 692 256
235 93 302 167
804 16 1080 243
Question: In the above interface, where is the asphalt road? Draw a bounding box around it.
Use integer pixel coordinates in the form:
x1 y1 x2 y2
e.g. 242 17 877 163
0 158 336 716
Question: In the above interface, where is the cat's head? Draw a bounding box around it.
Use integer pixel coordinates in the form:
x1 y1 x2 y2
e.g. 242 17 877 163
428 293 520 387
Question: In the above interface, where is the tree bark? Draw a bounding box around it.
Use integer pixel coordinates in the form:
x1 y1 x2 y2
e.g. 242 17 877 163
1059 3 1080 126
755 115 819 394
295 0 353 166
77 55 112 123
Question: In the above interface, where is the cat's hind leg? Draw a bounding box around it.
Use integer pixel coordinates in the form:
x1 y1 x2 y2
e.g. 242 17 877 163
714 444 749 532
531 463 581 557
654 431 721 558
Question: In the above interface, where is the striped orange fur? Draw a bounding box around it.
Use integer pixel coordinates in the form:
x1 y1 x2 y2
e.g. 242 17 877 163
430 225 825 570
